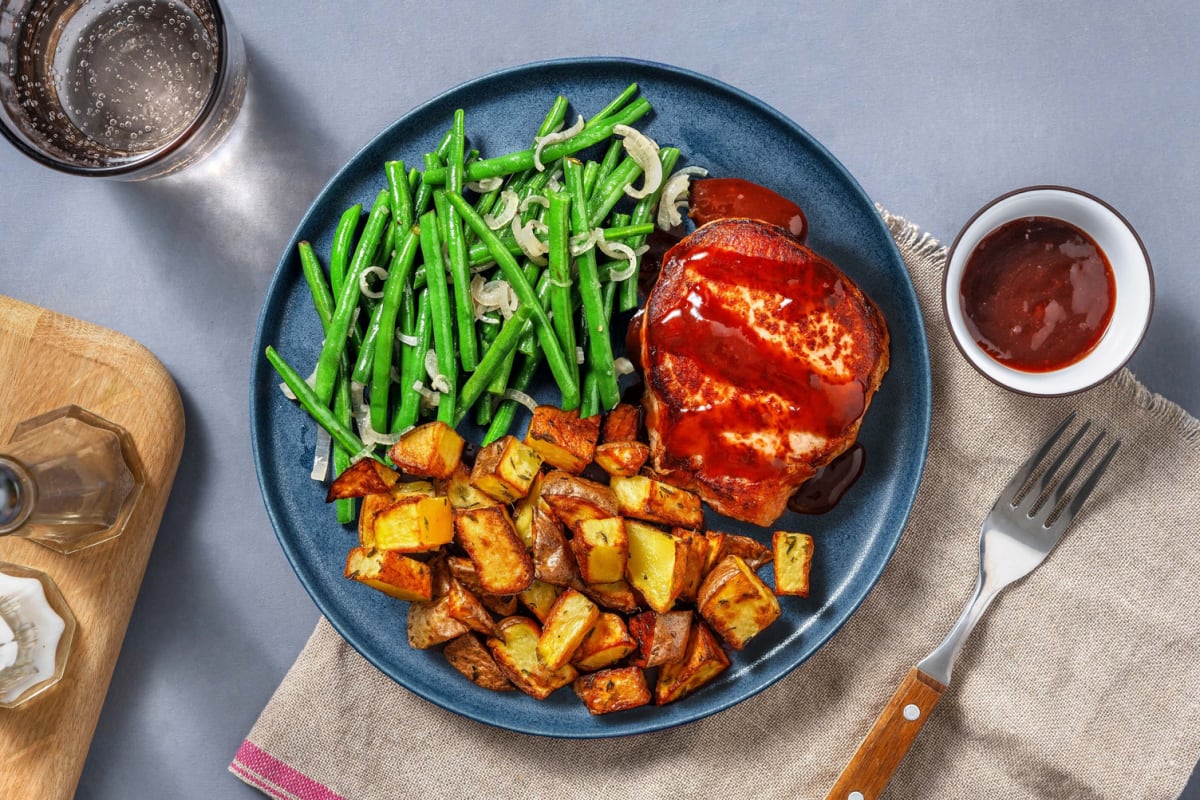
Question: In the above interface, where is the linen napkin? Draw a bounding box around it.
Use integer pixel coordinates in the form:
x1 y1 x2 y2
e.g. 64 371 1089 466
232 211 1200 800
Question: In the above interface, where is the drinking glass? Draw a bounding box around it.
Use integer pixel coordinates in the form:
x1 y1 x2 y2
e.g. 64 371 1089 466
0 0 246 179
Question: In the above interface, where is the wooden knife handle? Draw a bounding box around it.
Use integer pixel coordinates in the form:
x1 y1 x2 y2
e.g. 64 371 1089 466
825 667 946 800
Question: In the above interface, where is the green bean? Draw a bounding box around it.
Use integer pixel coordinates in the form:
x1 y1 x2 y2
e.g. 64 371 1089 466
423 99 652 184
330 204 362 294
435 188 478 371
601 222 655 241
580 368 600 420
298 241 335 331
392 289 432 433
517 269 552 356
313 189 391 406
621 146 680 311
413 151 441 220
375 216 397 267
474 321 501 426
369 227 421 431
483 349 543 445
418 209 458 424
546 190 578 387
590 82 638 124
538 95 569 138
488 343 518 396
582 160 600 200
587 156 644 228
565 159 620 409
332 362 355 523
453 305 533 427
386 160 413 231
267 346 367 457
444 192 580 410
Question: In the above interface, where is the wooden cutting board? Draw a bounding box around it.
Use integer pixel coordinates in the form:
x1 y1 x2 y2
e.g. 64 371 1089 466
0 295 185 799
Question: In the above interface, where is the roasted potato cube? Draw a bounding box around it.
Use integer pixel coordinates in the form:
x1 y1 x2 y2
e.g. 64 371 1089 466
571 517 629 584
357 492 393 549
611 475 704 530
575 578 642 614
601 403 641 443
440 465 500 510
470 435 543 502
571 612 637 672
628 610 693 668
536 588 600 671
525 405 600 473
448 556 521 616
511 472 545 548
540 471 618 533
674 529 712 605
697 555 781 650
716 532 772 570
344 546 432 602
479 593 519 617
702 530 728 573
372 495 454 552
454 506 534 595
386 421 464 479
574 666 651 715
407 594 469 649
443 634 514 691
531 501 579 586
518 579 562 623
389 480 436 499
487 616 578 700
326 458 400 501
446 578 496 635
625 521 688 614
593 441 651 478
655 622 730 705
773 531 814 597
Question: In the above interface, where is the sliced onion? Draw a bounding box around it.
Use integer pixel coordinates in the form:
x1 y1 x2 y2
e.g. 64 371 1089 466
532 115 584 171
465 176 503 193
511 217 548 265
359 266 388 299
279 365 318 401
350 446 376 464
413 380 441 408
519 195 550 214
471 275 519 320
310 426 331 481
657 166 709 229
613 124 662 199
569 228 602 256
614 357 636 376
576 346 585 365
598 236 638 281
396 331 421 347
502 388 539 413
484 189 519 230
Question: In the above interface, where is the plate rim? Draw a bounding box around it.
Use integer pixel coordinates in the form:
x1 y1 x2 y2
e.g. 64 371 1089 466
250 55 932 738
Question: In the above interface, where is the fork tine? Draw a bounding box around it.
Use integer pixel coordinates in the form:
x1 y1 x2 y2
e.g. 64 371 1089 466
1039 429 1106 516
1024 419 1092 510
998 412 1076 505
1054 438 1121 528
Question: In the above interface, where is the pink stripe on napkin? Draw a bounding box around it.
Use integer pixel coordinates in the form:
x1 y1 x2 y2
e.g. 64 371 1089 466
230 740 347 800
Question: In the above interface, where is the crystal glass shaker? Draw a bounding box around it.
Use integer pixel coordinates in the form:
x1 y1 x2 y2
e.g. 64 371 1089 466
0 406 144 553
0 562 76 708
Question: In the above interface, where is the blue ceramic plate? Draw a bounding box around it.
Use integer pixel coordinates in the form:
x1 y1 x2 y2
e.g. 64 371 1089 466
251 57 931 737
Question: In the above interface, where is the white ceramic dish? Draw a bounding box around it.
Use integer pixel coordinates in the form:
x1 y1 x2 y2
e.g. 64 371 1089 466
943 186 1153 395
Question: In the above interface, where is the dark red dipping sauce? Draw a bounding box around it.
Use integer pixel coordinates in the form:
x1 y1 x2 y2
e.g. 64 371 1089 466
960 216 1116 372
690 178 808 242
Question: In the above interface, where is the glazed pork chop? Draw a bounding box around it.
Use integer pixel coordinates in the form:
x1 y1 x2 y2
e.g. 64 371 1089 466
638 218 889 526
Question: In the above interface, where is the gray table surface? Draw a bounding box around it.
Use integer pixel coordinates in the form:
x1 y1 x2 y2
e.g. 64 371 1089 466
2 2 1196 797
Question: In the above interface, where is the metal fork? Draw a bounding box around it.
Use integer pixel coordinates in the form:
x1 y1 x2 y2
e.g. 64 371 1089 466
826 414 1121 800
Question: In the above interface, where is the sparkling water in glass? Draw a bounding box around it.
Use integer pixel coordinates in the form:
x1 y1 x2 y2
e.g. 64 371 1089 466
0 0 246 179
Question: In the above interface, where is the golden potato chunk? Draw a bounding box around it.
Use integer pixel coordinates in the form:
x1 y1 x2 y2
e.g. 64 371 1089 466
574 578 642 614
531 501 579 586
674 529 712 605
357 492 392 549
601 403 642 443
518 579 562 624
443 634 514 692
487 616 578 700
571 517 629 585
386 421 464 479
574 666 651 715
388 480 436 499
447 556 519 616
716 532 773 570
372 495 454 552
344 546 432 602
628 610 693 668
611 475 704 530
454 505 534 595
571 612 637 672
408 594 469 649
524 405 600 473
697 555 781 650
540 471 618 533
625 521 687 614
439 464 500 510
593 441 651 478
511 472 545 548
536 588 600 671
445 577 496 635
655 622 730 705
773 531 814 597
326 457 399 501
470 435 543 502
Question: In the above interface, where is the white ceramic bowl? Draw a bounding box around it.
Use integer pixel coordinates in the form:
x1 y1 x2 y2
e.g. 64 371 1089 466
943 186 1153 395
